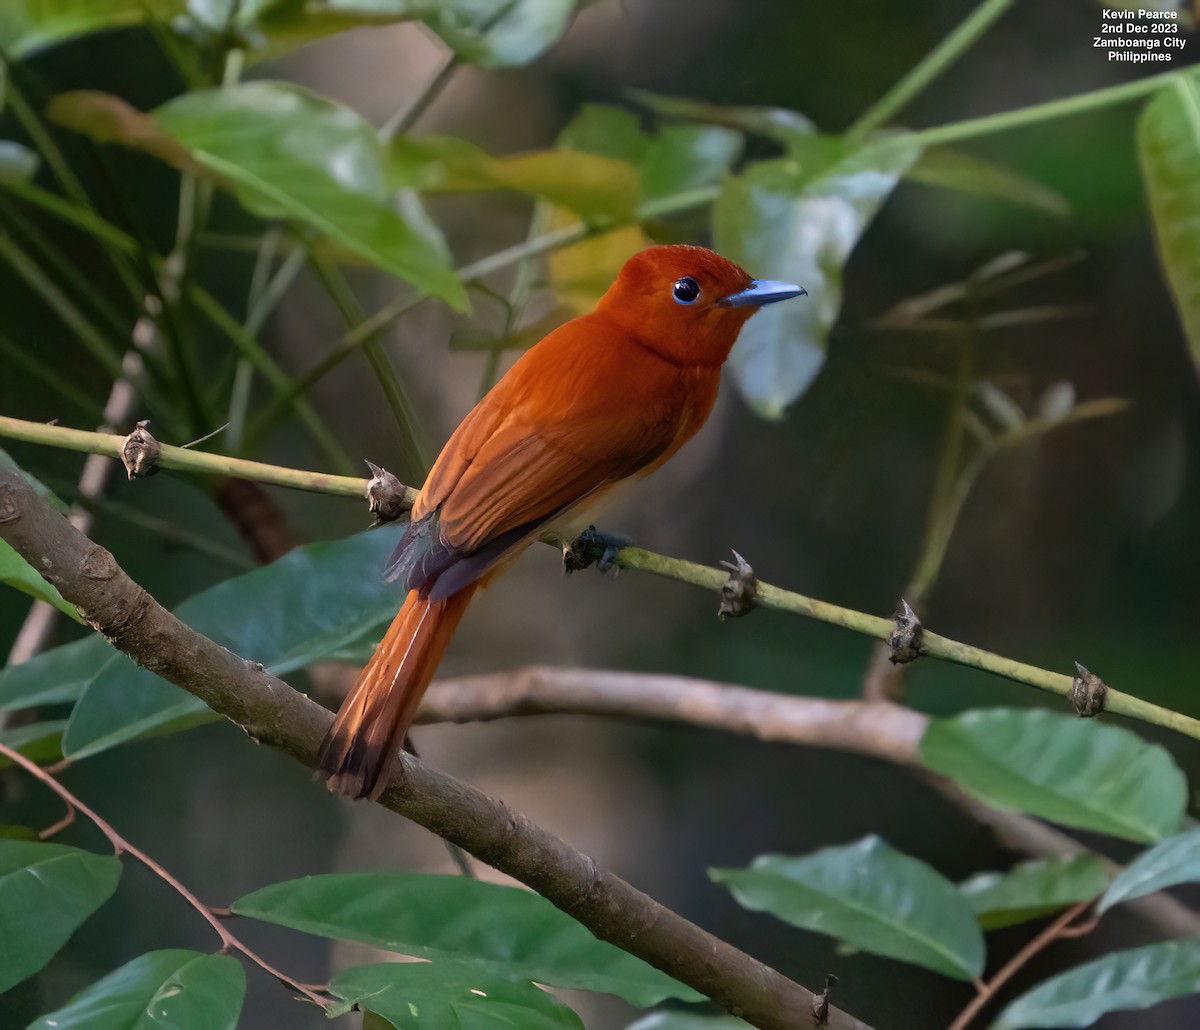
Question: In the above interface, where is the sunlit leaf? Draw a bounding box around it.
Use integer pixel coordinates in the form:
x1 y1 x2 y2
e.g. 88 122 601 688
63 525 405 759
0 840 122 992
391 136 639 222
233 872 702 1006
49 84 465 309
711 836 985 980
959 855 1109 930
27 950 245 1030
994 940 1200 1030
1139 78 1200 371
329 960 582 1028
921 708 1186 844
714 136 918 418
1100 827 1200 914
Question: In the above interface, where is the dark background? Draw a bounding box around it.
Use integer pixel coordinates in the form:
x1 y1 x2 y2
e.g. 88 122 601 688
2 1 1199 1027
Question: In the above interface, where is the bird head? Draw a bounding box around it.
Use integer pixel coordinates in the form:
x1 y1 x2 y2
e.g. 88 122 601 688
595 244 805 367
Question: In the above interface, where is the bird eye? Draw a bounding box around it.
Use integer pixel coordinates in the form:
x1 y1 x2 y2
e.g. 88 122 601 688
672 276 701 305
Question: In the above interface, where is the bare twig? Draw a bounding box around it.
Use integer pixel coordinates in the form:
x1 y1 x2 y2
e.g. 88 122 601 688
947 900 1095 1030
0 739 331 1009
418 667 1200 940
3 414 1198 746
0 467 868 1030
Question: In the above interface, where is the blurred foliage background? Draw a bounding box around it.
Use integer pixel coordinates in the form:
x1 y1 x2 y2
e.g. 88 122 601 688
1 1 1199 1027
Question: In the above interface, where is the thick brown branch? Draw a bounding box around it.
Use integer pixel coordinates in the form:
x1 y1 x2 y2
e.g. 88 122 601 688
0 467 868 1030
419 667 1200 940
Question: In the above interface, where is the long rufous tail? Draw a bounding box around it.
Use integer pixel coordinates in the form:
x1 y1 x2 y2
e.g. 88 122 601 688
318 584 477 800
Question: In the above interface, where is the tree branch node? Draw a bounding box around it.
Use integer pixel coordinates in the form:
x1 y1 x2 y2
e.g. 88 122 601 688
718 550 758 619
121 419 161 479
887 598 924 664
1069 662 1107 718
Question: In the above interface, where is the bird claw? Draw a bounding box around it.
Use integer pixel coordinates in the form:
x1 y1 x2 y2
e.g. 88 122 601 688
563 525 629 576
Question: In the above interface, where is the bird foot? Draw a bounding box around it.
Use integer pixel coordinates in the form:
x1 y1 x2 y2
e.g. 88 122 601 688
563 525 629 575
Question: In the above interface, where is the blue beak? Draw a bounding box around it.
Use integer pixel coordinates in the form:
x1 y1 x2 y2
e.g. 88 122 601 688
719 279 807 308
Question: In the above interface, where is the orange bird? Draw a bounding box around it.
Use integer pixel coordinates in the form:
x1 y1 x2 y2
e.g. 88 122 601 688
319 245 805 799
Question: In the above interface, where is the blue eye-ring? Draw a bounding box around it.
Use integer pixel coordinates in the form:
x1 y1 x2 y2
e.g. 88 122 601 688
672 276 701 305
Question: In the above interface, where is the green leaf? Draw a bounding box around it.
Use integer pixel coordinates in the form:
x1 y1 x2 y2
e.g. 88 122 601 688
559 105 742 203
426 0 577 69
233 872 702 1007
0 636 109 712
63 525 405 759
906 148 1068 215
710 835 985 981
1139 78 1200 370
26 950 245 1030
0 840 122 993
0 540 82 621
993 940 1200 1030
1099 826 1200 914
50 85 465 309
0 825 41 841
713 136 918 418
0 141 39 185
391 136 640 222
959 856 1110 930
920 708 1187 844
0 0 185 57
0 719 68 766
329 960 582 1029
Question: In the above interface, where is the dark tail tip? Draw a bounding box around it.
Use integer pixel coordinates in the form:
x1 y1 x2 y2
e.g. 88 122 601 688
316 726 384 801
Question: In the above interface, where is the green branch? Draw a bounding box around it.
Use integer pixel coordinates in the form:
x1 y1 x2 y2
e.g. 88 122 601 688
3 415 1196 744
0 415 372 500
847 0 1016 140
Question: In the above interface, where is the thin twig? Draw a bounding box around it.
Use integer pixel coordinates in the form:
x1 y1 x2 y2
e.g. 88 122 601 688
3 414 1198 744
0 739 332 1009
947 900 1095 1030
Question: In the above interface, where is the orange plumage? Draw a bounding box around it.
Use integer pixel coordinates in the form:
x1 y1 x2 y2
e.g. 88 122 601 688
319 244 804 799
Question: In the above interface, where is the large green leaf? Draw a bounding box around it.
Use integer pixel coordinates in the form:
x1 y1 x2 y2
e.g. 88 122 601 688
0 1 185 57
1139 78 1200 370
713 136 917 418
0 719 68 766
1099 827 1200 914
62 524 404 759
50 84 465 309
906 148 1067 215
993 940 1200 1030
959 856 1109 931
0 636 109 711
233 872 702 1007
26 950 245 1030
0 840 122 993
329 960 582 1029
920 709 1187 844
710 835 985 981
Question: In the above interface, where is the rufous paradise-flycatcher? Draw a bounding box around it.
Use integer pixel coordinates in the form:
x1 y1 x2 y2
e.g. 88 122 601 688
319 245 805 799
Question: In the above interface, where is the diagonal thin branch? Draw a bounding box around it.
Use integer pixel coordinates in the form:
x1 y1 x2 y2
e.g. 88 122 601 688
419 667 1200 940
3 414 1199 746
0 466 868 1030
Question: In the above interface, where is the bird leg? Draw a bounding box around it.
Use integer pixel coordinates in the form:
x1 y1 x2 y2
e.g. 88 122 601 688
562 525 629 575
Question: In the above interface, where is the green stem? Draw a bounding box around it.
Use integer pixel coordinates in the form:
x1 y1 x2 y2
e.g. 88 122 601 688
0 232 126 380
906 327 976 602
306 246 428 480
908 65 1200 148
379 51 459 140
188 285 357 474
3 414 1197 745
847 0 1016 140
0 415 369 498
